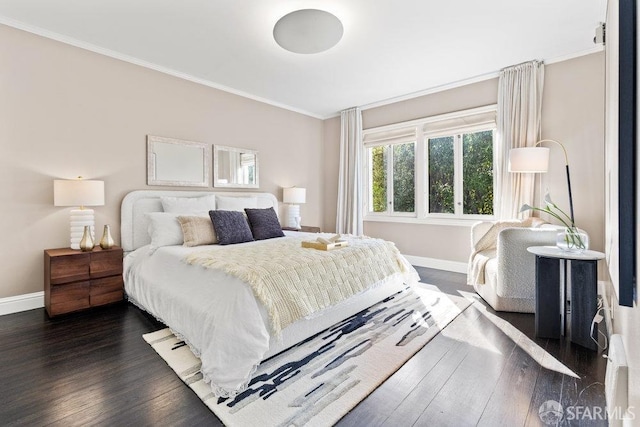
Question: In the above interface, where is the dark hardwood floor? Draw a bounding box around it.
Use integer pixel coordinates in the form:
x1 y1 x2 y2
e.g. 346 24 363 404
0 267 606 426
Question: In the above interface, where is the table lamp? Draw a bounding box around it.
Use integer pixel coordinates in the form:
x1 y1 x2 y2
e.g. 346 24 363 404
54 177 105 249
283 187 306 229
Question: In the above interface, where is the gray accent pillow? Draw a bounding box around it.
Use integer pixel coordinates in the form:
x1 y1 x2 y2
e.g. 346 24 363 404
245 207 285 240
208 210 254 245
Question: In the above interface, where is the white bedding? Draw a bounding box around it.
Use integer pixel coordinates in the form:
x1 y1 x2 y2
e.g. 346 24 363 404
124 231 419 397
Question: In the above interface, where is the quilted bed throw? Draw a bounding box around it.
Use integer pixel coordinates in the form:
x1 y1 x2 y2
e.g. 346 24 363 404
184 236 409 335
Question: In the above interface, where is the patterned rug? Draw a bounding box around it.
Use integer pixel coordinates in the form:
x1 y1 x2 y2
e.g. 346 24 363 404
143 284 471 426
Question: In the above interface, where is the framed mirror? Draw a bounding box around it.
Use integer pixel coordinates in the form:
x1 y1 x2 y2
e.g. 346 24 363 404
147 135 211 187
213 145 259 188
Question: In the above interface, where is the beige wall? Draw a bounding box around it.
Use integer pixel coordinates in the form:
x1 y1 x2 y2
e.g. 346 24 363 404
363 79 499 129
0 24 324 299
540 52 605 255
352 52 605 264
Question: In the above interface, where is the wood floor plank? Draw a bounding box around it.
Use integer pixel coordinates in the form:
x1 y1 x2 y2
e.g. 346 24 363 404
0 267 606 426
338 303 482 427
336 334 460 427
559 341 608 427
410 306 521 426
378 313 482 426
477 344 541 426
101 386 221 427
524 344 565 426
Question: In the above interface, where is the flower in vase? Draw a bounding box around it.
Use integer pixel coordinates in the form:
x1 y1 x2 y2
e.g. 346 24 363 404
520 193 587 250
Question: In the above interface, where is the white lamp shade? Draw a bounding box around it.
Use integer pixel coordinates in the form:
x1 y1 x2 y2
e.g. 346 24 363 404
508 147 550 173
54 179 105 207
283 187 306 204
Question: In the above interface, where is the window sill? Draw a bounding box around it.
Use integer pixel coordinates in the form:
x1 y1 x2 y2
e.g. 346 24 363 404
364 215 491 227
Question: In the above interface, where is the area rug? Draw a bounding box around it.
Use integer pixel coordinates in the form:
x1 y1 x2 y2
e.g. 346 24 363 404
143 284 470 426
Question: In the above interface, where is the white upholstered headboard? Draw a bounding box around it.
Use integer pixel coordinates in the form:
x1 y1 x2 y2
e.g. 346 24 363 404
120 190 279 253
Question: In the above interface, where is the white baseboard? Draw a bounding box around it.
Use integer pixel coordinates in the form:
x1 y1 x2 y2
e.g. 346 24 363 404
403 255 467 274
0 291 44 316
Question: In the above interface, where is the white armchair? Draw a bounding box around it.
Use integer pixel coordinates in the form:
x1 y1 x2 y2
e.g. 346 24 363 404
468 220 561 313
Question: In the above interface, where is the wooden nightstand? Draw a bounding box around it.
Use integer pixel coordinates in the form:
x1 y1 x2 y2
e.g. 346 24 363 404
44 246 124 317
282 226 321 233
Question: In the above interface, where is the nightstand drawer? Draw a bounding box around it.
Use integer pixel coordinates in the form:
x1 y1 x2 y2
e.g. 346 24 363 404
90 276 123 306
90 249 123 279
49 254 90 285
91 276 123 296
90 290 123 307
49 281 90 315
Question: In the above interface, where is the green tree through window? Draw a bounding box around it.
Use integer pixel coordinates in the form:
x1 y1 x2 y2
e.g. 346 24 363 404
369 143 415 214
393 143 415 213
427 130 494 216
463 130 493 215
428 136 454 214
371 146 387 212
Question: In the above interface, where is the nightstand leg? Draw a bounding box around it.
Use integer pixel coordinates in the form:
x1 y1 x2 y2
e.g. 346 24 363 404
569 260 598 350
535 255 561 339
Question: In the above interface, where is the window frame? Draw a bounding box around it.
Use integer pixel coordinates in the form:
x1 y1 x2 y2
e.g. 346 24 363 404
363 105 497 225
425 126 496 219
365 141 417 218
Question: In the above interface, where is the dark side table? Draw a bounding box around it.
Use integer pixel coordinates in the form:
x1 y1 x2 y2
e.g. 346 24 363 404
527 246 605 351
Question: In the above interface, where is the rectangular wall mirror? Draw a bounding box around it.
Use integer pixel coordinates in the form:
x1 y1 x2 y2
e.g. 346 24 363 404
147 135 211 187
213 145 259 188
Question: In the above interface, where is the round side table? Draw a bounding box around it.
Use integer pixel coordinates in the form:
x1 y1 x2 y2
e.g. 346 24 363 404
527 246 605 350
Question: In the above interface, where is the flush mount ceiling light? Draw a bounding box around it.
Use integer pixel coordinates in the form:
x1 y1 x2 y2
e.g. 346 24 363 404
273 9 343 54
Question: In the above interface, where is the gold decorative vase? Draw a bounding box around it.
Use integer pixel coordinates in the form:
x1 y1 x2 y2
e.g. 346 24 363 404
79 225 94 252
99 225 115 249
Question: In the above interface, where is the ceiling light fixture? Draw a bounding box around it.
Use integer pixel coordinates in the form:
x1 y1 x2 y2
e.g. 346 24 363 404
273 9 343 54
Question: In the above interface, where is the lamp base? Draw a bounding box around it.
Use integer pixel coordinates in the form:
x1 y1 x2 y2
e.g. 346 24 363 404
70 208 95 250
286 204 301 229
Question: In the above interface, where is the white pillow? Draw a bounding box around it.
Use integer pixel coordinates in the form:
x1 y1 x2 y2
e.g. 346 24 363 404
146 212 184 249
215 195 258 212
161 195 216 214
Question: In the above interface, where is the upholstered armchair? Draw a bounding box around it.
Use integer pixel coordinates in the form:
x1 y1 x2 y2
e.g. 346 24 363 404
468 219 561 313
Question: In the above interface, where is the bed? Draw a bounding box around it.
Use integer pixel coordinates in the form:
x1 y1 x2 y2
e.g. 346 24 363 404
121 190 419 397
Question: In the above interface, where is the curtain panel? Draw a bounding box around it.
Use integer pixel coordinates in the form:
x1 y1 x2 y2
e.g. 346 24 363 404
495 60 545 219
336 107 363 235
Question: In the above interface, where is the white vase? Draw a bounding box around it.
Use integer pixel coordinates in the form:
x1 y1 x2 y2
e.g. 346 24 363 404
556 228 589 253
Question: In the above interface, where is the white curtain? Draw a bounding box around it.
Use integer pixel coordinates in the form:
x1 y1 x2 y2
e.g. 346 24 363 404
336 107 363 235
495 60 545 219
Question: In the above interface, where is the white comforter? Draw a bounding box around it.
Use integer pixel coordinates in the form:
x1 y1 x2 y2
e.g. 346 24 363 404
124 233 419 397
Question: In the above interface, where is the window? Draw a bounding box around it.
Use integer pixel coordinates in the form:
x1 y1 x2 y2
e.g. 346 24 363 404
428 129 494 216
363 105 496 223
368 142 415 214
